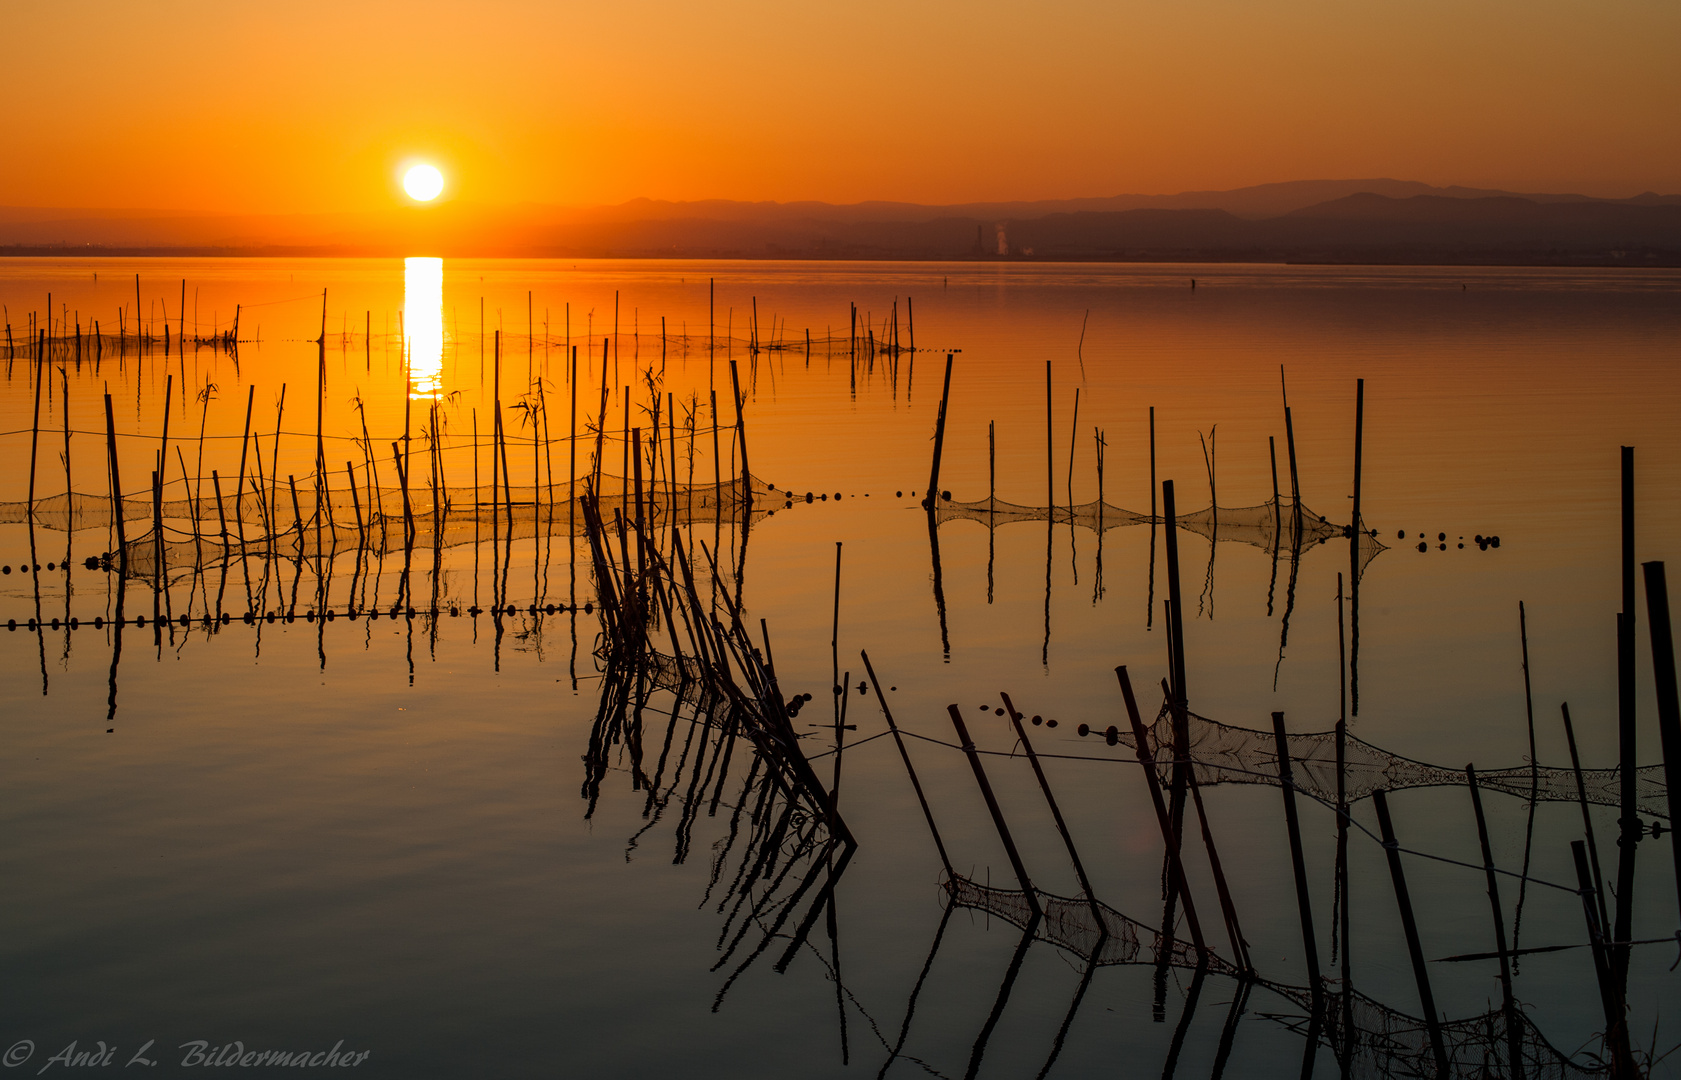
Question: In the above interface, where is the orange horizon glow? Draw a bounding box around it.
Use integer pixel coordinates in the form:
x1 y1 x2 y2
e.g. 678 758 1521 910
2 1 1678 215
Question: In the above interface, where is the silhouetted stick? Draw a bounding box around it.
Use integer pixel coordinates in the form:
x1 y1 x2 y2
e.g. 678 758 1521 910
1640 560 1681 926
728 359 750 505
1186 769 1250 973
210 470 228 544
1614 447 1637 987
861 651 953 877
1561 702 1610 931
346 462 366 547
27 345 43 510
1163 480 1187 708
1117 666 1206 959
1371 789 1449 1076
1335 573 1353 1070
924 353 953 508
1571 840 1636 1078
235 384 253 548
1147 405 1156 629
1284 403 1302 538
1003 694 1103 926
1273 711 1324 1014
104 393 127 559
1467 767 1526 1080
1349 378 1363 714
946 704 1041 918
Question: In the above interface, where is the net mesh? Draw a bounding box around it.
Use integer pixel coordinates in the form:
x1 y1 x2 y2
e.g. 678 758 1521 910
948 874 1605 1078
4 475 794 580
1123 700 1668 820
935 496 1387 576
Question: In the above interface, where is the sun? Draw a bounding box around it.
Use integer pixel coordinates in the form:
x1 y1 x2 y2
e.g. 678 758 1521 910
402 163 445 202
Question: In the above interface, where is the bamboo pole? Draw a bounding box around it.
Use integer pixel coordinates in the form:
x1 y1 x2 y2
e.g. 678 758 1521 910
347 463 365 547
925 354 953 508
1561 703 1610 931
236 385 254 547
105 393 127 558
1613 447 1637 987
27 337 43 511
945 703 1042 919
1271 711 1324 1012
1466 767 1526 1079
1571 841 1635 1078
1119 667 1208 960
1639 560 1681 926
1371 789 1449 1076
861 650 953 877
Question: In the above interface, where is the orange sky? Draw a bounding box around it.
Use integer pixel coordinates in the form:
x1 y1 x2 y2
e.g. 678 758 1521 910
5 0 1678 213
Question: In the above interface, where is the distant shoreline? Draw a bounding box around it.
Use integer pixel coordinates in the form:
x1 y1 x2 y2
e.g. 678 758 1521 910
2 247 1677 269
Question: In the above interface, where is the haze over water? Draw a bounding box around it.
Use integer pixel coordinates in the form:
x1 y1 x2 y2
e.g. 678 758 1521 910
2 258 1679 1077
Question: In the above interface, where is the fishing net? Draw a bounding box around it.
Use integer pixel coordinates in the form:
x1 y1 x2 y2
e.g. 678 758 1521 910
1122 701 1669 820
5 474 797 581
948 874 1605 1078
934 496 1387 577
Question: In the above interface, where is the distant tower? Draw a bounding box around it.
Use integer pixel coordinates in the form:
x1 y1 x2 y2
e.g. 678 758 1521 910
995 223 1008 256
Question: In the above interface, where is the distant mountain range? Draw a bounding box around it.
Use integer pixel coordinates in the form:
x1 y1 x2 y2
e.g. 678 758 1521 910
4 179 1680 264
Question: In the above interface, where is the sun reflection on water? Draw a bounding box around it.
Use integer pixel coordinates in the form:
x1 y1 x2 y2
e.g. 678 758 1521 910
404 257 444 400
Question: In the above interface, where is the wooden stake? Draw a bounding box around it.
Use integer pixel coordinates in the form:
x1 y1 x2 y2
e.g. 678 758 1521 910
1466 767 1526 1079
1614 447 1637 987
925 353 953 508
1371 789 1449 1075
105 393 127 557
946 703 1041 918
1640 560 1681 926
1561 703 1610 931
1272 711 1324 1012
1118 667 1207 959
861 650 953 877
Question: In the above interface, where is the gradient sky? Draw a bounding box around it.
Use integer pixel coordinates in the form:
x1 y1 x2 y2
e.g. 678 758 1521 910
5 0 1678 213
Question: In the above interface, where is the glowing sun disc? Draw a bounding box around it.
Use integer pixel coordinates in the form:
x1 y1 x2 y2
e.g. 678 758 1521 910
403 164 444 202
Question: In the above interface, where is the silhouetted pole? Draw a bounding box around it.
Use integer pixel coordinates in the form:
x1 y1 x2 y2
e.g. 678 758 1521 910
1118 666 1207 960
1562 703 1610 930
1371 789 1449 1077
104 393 126 558
1466 767 1525 1080
728 359 750 506
861 650 952 878
1349 379 1363 714
1640 561 1681 925
1613 447 1637 988
946 704 1041 919
1003 694 1102 924
1271 711 1323 1014
1284 404 1302 538
924 354 954 508
1571 840 1636 1078
1163 480 1187 708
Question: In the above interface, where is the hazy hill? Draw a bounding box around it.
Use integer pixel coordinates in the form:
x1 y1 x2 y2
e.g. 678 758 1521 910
3 182 1679 264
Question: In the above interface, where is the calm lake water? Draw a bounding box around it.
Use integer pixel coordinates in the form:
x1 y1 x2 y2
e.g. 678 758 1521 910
1 258 1678 1077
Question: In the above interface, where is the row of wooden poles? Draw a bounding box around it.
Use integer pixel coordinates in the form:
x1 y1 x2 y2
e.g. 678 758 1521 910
22 304 760 570
16 277 940 560
5 276 241 364
920 356 1317 535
